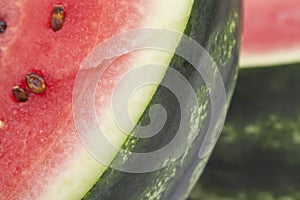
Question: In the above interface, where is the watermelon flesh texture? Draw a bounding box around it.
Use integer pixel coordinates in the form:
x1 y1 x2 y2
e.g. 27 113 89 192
240 0 300 67
0 0 194 199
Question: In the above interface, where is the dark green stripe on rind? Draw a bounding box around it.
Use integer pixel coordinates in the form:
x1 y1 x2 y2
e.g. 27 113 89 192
84 0 241 199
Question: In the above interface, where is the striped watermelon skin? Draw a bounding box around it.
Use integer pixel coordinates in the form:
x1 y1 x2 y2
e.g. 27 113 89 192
190 63 300 200
84 0 242 199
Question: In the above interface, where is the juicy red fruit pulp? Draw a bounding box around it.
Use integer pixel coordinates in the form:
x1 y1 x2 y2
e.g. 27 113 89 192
241 0 300 66
0 0 146 199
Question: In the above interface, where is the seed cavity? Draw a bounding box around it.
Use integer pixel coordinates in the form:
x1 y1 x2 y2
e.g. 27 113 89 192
12 86 29 102
50 5 65 32
0 20 7 33
26 73 46 94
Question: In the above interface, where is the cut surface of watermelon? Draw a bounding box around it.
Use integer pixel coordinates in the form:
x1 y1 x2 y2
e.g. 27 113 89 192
240 0 300 67
0 0 194 199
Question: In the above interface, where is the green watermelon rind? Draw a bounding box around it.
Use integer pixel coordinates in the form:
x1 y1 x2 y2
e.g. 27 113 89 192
84 0 241 199
190 63 300 199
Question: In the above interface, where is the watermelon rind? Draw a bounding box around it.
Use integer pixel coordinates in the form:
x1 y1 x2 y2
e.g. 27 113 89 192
84 0 241 199
39 1 196 199
190 63 300 199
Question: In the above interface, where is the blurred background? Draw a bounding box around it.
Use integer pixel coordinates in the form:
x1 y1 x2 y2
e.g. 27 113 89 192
188 0 300 198
188 63 300 200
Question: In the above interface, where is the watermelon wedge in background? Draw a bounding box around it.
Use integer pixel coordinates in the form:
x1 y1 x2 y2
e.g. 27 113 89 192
0 0 241 199
187 0 300 198
240 0 300 67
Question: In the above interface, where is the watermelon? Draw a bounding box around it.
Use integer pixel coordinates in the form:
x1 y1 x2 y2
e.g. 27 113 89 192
0 0 241 199
240 0 300 67
190 63 300 199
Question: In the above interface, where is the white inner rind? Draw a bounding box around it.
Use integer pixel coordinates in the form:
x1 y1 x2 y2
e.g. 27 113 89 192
240 47 300 67
39 1 194 200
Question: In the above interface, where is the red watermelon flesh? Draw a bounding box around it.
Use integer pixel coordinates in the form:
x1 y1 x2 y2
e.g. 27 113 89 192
0 0 193 199
240 0 300 67
0 1 137 198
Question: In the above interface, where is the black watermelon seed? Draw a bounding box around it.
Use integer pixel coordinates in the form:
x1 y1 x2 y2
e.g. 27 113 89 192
0 20 7 33
50 5 65 32
26 73 46 94
12 86 29 102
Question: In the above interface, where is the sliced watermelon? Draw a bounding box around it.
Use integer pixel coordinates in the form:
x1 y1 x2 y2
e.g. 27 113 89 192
240 0 300 67
0 0 241 199
83 0 242 199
